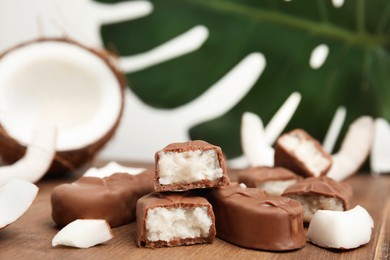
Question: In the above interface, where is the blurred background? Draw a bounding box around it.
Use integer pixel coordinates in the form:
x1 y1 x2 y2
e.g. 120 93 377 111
1 0 389 163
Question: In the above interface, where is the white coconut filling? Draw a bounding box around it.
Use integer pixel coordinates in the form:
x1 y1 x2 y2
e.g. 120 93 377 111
0 41 121 151
258 179 297 196
287 194 344 222
157 150 223 185
145 206 212 242
279 134 330 176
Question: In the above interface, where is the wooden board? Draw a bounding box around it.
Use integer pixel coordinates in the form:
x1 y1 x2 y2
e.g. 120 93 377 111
0 162 389 259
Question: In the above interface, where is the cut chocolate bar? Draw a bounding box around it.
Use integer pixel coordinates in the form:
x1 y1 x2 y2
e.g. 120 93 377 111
275 129 332 177
238 166 301 195
154 140 229 191
203 185 306 251
51 171 154 227
282 176 353 222
137 192 216 248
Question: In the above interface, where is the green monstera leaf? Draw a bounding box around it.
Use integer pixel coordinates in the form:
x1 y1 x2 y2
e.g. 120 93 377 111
100 0 390 158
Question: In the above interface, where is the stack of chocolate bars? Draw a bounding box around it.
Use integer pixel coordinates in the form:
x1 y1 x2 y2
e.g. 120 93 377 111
136 140 307 251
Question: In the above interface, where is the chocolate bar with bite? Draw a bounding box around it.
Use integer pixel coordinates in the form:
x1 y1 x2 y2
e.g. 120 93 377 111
203 185 306 251
154 140 229 191
136 192 216 248
51 171 154 228
274 129 332 177
282 176 353 222
238 166 301 195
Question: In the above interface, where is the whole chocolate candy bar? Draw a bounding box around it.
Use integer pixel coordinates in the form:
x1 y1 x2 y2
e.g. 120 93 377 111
203 185 306 251
51 171 154 228
136 192 216 248
238 166 301 195
282 176 353 222
154 140 230 191
275 129 332 177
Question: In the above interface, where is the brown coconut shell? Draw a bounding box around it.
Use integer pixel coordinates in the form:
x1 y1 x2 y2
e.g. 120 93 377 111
0 38 126 176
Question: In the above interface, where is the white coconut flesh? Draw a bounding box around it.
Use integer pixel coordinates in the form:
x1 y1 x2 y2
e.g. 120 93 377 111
0 126 56 185
52 219 113 249
0 179 39 229
307 205 373 249
0 41 122 152
83 161 145 178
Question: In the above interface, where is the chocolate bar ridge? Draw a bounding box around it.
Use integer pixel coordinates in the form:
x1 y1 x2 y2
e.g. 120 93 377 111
203 185 306 251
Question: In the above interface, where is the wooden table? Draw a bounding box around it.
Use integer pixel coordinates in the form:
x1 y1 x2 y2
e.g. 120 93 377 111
0 161 389 259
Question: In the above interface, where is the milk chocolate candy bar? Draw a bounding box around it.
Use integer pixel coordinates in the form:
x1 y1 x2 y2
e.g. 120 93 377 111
282 176 353 222
238 166 301 195
136 192 216 248
275 129 332 177
204 185 306 251
51 171 154 228
154 140 229 191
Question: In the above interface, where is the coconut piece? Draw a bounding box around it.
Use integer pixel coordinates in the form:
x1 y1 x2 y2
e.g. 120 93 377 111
154 140 229 191
327 116 374 181
0 38 125 175
241 112 274 167
322 106 347 153
83 161 145 178
0 179 38 229
307 205 373 249
0 126 56 185
263 92 302 145
52 219 113 249
371 118 390 174
282 176 353 222
237 166 300 195
275 129 332 177
239 92 301 168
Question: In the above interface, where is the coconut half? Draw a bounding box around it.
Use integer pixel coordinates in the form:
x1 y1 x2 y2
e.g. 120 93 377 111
0 39 125 174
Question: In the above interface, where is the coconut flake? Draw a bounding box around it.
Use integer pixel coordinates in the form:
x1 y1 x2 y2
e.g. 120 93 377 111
241 112 274 167
264 92 301 145
327 116 374 181
0 179 38 229
370 118 390 174
0 126 56 185
307 205 373 249
52 219 113 249
83 161 145 178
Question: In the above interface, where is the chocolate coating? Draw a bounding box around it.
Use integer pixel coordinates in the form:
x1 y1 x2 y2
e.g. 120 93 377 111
51 171 154 228
203 185 306 251
282 176 353 210
154 140 230 191
136 192 216 248
275 129 332 177
238 166 300 188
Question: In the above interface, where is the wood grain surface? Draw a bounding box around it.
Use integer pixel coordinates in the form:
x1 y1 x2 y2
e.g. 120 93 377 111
0 161 388 260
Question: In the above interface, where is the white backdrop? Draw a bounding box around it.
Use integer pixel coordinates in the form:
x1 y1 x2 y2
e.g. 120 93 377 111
0 0 264 164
